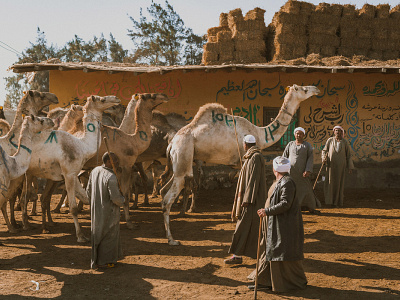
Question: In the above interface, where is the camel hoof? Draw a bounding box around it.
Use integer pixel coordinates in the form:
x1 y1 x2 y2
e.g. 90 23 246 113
77 236 89 243
187 208 196 213
168 239 180 246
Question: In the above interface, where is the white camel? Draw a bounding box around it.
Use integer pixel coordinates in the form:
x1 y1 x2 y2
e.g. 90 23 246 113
0 115 55 231
160 84 320 245
20 95 120 242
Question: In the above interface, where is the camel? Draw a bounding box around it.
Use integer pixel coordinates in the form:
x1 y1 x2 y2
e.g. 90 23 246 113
0 106 6 120
0 116 55 230
83 93 169 229
0 120 10 136
0 91 59 232
19 95 120 242
160 84 320 245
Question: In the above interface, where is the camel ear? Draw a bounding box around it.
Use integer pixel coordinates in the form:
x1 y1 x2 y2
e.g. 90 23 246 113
30 114 34 120
293 84 299 91
133 94 140 100
29 90 34 97
285 86 290 92
90 95 96 102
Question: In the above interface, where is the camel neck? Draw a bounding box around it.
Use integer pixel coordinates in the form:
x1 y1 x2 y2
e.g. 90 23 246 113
8 123 34 179
119 102 136 133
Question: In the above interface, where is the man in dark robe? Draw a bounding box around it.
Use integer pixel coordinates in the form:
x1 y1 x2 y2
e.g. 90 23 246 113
322 125 354 207
283 127 321 214
248 156 307 292
224 134 266 265
86 152 125 269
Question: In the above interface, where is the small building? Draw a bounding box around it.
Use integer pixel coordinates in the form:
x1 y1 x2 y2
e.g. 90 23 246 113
11 61 400 188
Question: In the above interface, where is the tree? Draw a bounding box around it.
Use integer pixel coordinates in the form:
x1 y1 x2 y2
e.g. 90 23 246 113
109 34 128 63
127 0 204 66
183 30 206 65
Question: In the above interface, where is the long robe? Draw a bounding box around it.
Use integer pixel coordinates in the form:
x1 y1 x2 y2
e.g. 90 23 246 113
228 147 266 259
248 175 307 292
86 166 125 269
321 137 354 206
283 141 320 210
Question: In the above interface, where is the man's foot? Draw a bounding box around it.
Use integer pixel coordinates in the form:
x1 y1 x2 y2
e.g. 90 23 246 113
248 284 272 291
224 256 242 265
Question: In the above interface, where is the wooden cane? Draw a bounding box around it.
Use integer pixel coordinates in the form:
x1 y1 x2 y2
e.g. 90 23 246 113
313 156 327 190
254 216 263 299
103 137 122 191
231 109 243 168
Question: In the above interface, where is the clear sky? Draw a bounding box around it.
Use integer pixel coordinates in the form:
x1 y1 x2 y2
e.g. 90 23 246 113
0 0 399 105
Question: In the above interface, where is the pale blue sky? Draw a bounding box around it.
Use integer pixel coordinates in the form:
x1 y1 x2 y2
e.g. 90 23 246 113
1 0 399 105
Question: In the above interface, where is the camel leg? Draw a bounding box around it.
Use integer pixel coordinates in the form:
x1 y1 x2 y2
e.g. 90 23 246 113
1 203 18 233
188 162 202 213
136 163 149 206
20 174 34 231
64 173 88 243
8 179 24 229
161 175 185 245
120 168 135 229
75 178 89 213
151 165 160 198
53 189 67 213
40 180 58 233
179 176 195 216
29 177 39 216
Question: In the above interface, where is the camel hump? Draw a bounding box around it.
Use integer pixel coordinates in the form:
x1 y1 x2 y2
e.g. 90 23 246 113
191 103 227 124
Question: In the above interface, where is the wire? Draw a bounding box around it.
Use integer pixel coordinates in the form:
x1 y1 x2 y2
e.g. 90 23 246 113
0 40 22 56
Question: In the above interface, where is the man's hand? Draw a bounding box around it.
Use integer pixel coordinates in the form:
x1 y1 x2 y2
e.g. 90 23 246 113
241 202 249 207
303 171 311 178
257 208 266 217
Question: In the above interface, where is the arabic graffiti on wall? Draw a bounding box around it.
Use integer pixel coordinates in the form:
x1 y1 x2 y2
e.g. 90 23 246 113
74 77 182 103
362 80 400 97
216 79 280 102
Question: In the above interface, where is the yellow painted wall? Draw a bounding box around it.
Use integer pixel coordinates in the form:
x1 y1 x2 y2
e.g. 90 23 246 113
49 69 400 164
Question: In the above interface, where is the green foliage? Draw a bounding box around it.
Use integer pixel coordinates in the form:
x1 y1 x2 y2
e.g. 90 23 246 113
128 1 204 65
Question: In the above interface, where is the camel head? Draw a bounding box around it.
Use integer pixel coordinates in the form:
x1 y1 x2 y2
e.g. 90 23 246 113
0 106 6 120
19 90 59 116
132 93 169 110
84 95 121 113
286 84 320 103
104 104 126 118
22 115 55 134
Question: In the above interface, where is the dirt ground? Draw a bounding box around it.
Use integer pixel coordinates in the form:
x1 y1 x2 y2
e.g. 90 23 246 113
0 186 399 300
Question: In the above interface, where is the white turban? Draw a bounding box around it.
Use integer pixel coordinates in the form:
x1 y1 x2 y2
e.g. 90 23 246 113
294 127 305 135
243 134 256 144
273 156 291 173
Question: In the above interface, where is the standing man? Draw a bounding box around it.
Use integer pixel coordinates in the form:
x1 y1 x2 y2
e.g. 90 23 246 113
86 152 125 269
283 127 321 214
248 156 307 292
224 134 267 265
322 125 354 207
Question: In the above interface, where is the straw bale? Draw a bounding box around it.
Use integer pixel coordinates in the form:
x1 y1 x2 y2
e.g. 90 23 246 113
390 5 400 19
273 12 309 26
315 3 343 16
234 30 265 41
388 28 400 40
340 38 354 48
354 48 369 57
300 2 315 15
275 23 306 35
275 34 307 47
368 50 383 60
219 41 235 52
373 29 388 40
372 39 389 51
340 29 357 39
308 34 340 47
247 50 267 62
274 44 295 60
322 56 351 66
246 19 266 31
235 39 265 52
204 42 220 52
387 39 400 49
342 4 356 17
388 19 400 33
220 13 228 27
244 7 265 21
309 13 340 26
382 50 399 60
219 51 234 62
306 53 323 65
308 44 321 54
228 8 244 29
207 26 230 38
308 24 337 36
338 47 355 57
217 30 233 42
320 45 337 57
281 0 302 14
234 51 248 62
207 35 217 43
376 4 390 18
372 18 389 32
202 50 218 65
359 4 376 18
355 38 372 49
357 28 372 39
293 44 307 58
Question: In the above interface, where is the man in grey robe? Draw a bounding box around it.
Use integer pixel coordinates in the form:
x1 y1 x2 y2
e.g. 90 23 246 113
248 156 307 292
86 152 125 269
283 127 321 214
322 125 354 207
225 134 266 265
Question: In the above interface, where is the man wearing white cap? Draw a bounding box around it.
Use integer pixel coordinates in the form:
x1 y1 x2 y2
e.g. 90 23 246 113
225 134 266 265
282 127 321 214
322 125 354 207
248 156 307 292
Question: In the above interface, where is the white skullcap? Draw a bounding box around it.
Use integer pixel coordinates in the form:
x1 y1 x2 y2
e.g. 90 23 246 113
294 127 305 135
243 134 256 144
333 125 345 136
273 156 291 173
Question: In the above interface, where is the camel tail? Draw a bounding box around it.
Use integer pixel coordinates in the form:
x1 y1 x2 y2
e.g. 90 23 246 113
159 143 173 193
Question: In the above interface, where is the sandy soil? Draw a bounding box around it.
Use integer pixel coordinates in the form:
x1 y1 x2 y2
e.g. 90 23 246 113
0 187 399 299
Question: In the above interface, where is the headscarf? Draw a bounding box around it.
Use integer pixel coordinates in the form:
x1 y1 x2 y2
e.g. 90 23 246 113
243 134 256 144
333 125 345 136
273 156 291 173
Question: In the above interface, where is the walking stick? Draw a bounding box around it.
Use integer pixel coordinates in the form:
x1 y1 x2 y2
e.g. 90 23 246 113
103 137 122 191
231 109 243 168
254 216 263 299
313 156 327 190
